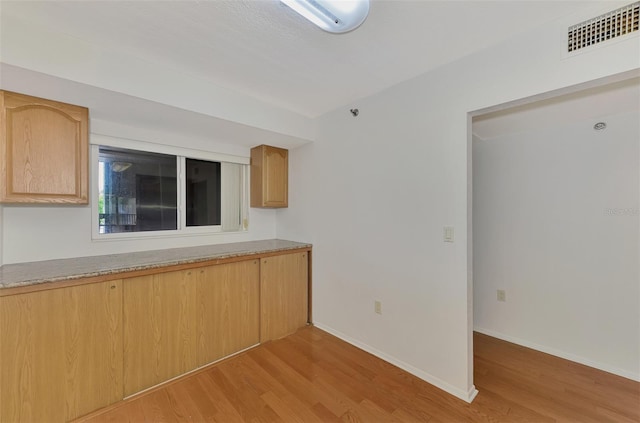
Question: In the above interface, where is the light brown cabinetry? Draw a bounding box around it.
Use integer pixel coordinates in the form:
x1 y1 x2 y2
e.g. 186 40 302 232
260 251 309 342
250 144 288 208
123 269 197 396
0 281 122 422
196 260 260 366
124 259 262 397
0 247 309 419
0 90 89 204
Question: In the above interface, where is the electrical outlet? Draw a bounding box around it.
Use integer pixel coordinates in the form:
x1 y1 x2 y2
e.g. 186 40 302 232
374 300 382 314
497 290 506 302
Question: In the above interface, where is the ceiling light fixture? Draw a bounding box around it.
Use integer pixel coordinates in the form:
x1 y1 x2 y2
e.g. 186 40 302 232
281 0 370 33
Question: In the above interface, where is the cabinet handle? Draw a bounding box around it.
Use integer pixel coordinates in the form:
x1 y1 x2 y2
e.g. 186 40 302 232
110 285 116 289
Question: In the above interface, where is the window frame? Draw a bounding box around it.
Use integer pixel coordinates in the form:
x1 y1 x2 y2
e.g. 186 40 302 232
91 134 249 241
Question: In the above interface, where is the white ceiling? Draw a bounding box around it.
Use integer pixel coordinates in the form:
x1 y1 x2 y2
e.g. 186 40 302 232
0 0 613 118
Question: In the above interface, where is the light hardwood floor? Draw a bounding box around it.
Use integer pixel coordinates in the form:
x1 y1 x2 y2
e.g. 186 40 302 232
80 326 640 422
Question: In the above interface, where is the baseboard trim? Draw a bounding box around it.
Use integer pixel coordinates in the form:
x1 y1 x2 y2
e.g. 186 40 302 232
474 327 640 382
313 322 478 403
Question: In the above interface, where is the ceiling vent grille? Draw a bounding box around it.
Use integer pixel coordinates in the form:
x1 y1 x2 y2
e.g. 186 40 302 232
568 2 639 52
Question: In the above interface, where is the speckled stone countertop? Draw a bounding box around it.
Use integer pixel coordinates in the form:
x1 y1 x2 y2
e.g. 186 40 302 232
0 239 311 290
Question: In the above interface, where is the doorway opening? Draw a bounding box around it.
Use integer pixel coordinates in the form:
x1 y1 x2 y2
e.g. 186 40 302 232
469 74 640 386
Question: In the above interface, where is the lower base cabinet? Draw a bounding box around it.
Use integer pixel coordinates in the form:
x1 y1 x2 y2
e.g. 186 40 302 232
196 259 260 366
123 260 261 397
0 249 308 421
123 269 198 396
0 281 123 422
260 251 309 342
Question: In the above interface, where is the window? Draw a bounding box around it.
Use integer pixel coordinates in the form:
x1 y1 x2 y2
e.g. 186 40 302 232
186 159 221 227
93 138 248 239
99 147 178 233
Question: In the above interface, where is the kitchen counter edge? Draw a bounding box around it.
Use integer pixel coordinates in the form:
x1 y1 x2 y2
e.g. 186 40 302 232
0 239 312 294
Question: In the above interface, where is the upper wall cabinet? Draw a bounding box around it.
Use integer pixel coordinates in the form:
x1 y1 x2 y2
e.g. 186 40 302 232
0 90 89 204
250 144 288 208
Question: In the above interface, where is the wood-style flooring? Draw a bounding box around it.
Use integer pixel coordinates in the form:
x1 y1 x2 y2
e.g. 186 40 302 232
79 326 640 422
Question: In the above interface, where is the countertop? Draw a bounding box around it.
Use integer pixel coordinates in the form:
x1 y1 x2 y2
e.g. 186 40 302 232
0 239 311 290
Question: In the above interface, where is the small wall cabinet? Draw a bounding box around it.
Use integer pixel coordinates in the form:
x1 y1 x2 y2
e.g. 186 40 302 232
0 90 88 204
250 144 288 208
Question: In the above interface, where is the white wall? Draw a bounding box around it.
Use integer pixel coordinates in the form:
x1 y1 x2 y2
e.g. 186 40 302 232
473 111 639 381
3 205 276 264
277 6 639 401
2 126 278 264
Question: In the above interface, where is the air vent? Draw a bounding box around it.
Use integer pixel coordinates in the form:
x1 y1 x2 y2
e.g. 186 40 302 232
568 2 639 52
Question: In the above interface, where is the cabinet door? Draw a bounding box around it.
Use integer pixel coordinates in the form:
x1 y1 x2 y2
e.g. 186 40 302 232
0 281 123 422
0 90 88 204
250 145 288 208
123 270 197 396
260 251 309 342
196 259 260 366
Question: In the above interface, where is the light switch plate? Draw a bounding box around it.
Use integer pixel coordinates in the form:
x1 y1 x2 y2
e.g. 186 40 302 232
497 290 506 302
444 226 455 242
